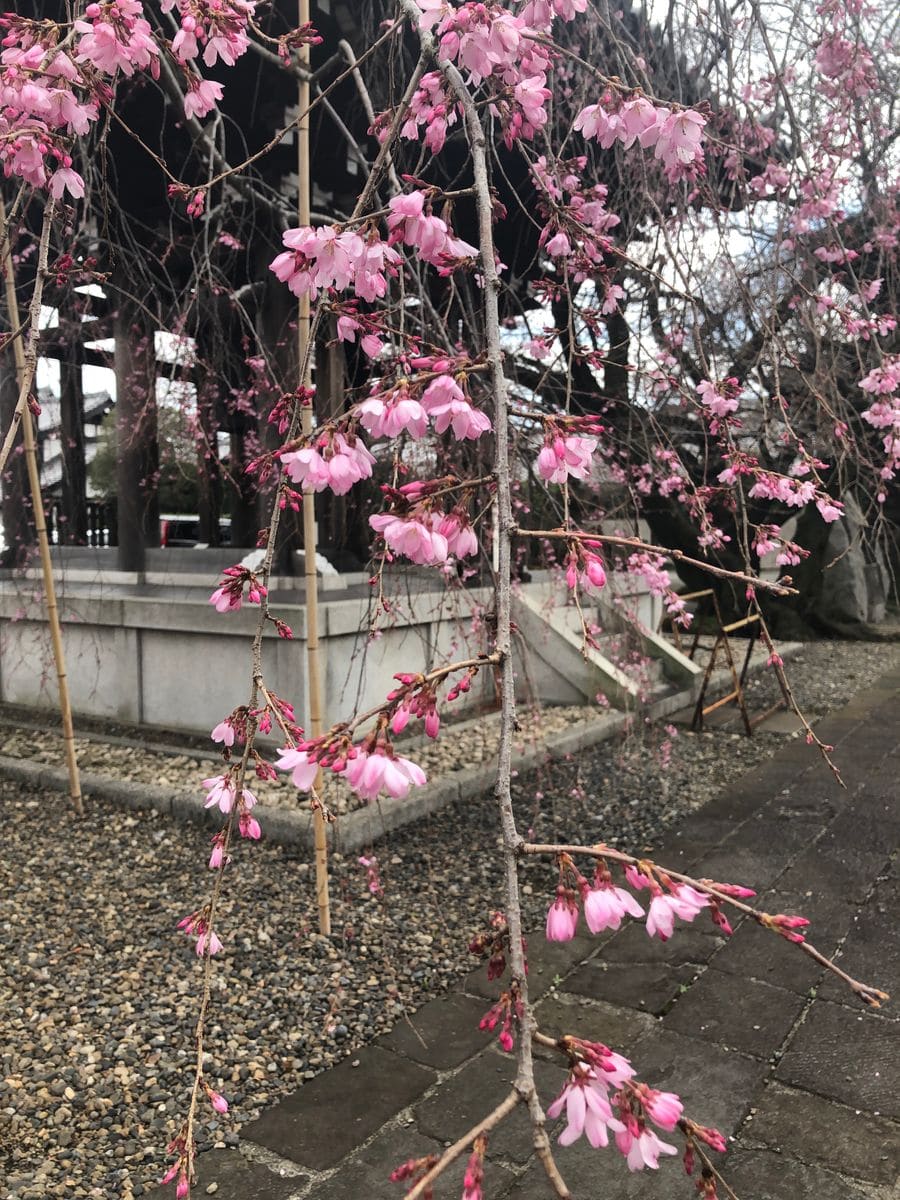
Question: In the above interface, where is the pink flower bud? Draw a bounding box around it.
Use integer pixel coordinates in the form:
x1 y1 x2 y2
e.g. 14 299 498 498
424 709 440 738
391 706 410 735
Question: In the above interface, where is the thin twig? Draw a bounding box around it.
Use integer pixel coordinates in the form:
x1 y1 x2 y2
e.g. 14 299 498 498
514 527 798 596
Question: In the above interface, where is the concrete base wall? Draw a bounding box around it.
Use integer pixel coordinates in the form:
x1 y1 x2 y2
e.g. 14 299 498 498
0 567 667 734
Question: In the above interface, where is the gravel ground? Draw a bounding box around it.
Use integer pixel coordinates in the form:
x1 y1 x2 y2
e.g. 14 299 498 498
0 640 897 1199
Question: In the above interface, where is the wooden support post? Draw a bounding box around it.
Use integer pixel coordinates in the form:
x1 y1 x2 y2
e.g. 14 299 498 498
1 198 83 814
299 0 331 936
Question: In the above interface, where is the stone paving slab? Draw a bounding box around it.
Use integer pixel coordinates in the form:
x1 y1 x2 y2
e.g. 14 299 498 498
378 992 494 1070
503 1143 686 1199
562 959 698 1016
663 967 806 1058
775 1001 900 1119
721 1147 883 1200
414 1053 566 1166
242 1045 434 1170
817 873 900 1008
624 1027 768 1135
708 912 828 995
532 994 656 1056
462 933 602 1002
303 1126 517 1200
743 1082 900 1186
600 922 728 967
143 1150 307 1200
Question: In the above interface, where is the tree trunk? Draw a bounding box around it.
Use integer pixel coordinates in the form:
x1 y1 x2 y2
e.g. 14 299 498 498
0 356 35 564
114 290 159 571
58 323 88 545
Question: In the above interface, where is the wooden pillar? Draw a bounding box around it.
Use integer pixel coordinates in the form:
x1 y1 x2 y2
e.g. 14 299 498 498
228 428 258 549
256 270 300 571
195 373 223 546
113 292 159 571
58 317 88 544
0 355 35 564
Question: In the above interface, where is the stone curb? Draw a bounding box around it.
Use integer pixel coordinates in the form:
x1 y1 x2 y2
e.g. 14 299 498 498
0 710 628 853
0 647 800 852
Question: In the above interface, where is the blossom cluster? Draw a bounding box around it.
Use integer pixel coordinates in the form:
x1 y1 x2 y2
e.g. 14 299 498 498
281 429 375 496
371 500 479 566
545 855 744 944
537 429 599 485
276 738 427 804
859 357 900 488
359 370 491 443
547 1048 726 1174
409 0 563 147
574 93 707 180
531 155 622 281
564 541 607 595
270 192 478 305
0 0 276 197
208 565 267 613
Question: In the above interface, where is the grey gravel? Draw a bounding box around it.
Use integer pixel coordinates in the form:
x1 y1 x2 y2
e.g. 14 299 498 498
0 639 896 1198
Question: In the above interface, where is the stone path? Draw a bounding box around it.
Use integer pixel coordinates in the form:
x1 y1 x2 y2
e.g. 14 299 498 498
146 670 900 1200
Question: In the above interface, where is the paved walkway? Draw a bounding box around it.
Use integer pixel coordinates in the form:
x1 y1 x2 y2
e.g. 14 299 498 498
147 671 900 1200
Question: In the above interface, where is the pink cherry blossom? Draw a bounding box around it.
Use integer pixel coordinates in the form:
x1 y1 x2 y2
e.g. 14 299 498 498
545 888 579 941
583 882 644 934
49 166 85 200
545 230 572 258
547 1066 626 1149
617 1126 679 1171
816 498 844 522
274 747 319 790
239 811 261 840
211 720 235 747
370 512 450 566
537 435 597 484
438 512 479 558
696 380 739 419
642 1088 683 1130
202 773 236 813
282 433 375 496
625 864 652 890
184 77 223 120
207 1088 229 1114
358 392 428 440
75 0 159 77
421 375 492 440
344 748 427 802
654 110 706 172
646 885 709 940
566 548 607 594
196 928 223 957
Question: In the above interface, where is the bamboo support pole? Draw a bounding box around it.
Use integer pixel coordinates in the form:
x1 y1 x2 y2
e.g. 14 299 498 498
0 198 83 815
298 0 331 935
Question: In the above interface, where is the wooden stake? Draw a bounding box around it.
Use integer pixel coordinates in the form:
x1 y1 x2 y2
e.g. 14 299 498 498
298 0 331 935
1 197 83 815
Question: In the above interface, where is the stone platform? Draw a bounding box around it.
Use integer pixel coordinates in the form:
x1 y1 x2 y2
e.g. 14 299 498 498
146 670 900 1200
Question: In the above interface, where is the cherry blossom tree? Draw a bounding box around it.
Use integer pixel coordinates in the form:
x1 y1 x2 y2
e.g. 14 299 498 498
0 0 894 1197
